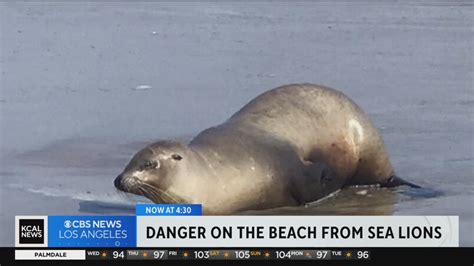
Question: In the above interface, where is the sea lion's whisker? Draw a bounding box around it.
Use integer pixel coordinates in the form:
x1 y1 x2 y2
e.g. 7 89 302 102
160 189 182 204
139 187 159 203
151 188 171 204
152 186 177 204
148 188 165 204
136 185 155 201
140 182 177 204
139 183 166 204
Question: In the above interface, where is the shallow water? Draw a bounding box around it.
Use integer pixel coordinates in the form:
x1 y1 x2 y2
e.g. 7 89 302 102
0 2 473 246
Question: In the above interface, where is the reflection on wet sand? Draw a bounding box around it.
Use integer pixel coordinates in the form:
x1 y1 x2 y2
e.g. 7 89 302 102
77 187 397 215
241 187 396 215
78 200 137 214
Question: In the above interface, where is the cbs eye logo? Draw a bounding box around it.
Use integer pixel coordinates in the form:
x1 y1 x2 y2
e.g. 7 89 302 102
64 220 72 228
19 219 44 244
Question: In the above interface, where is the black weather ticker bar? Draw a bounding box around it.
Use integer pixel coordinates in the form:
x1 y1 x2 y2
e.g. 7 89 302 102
6 248 474 264
84 249 370 260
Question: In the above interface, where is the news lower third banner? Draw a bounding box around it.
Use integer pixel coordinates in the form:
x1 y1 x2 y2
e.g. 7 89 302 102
15 204 459 247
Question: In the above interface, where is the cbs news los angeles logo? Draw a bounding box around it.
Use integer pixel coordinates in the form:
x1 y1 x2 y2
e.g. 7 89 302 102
15 216 48 247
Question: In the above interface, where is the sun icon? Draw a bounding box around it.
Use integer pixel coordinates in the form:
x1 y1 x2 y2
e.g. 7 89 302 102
101 252 107 258
264 251 271 258
183 251 189 258
224 252 229 258
143 252 148 258
345 251 352 258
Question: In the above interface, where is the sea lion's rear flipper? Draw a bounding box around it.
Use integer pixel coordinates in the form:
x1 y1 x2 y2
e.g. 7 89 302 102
382 175 421 188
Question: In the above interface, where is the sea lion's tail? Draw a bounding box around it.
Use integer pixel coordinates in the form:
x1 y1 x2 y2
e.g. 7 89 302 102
382 175 421 188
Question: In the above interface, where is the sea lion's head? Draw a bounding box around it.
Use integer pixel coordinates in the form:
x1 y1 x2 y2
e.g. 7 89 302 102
114 141 187 203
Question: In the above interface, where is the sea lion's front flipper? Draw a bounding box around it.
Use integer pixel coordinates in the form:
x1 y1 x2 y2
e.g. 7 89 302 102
288 160 343 204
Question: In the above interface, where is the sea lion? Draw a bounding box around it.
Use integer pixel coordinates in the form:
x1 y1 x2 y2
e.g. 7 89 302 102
114 83 418 214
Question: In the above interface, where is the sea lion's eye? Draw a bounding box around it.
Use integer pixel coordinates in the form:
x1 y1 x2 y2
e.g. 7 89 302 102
171 154 183 161
143 160 158 169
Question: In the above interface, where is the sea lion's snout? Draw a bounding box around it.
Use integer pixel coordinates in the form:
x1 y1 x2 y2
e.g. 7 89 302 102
114 173 140 193
114 174 124 190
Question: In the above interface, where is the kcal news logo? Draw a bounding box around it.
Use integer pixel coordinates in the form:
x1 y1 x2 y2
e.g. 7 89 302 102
16 216 48 247
19 219 44 244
